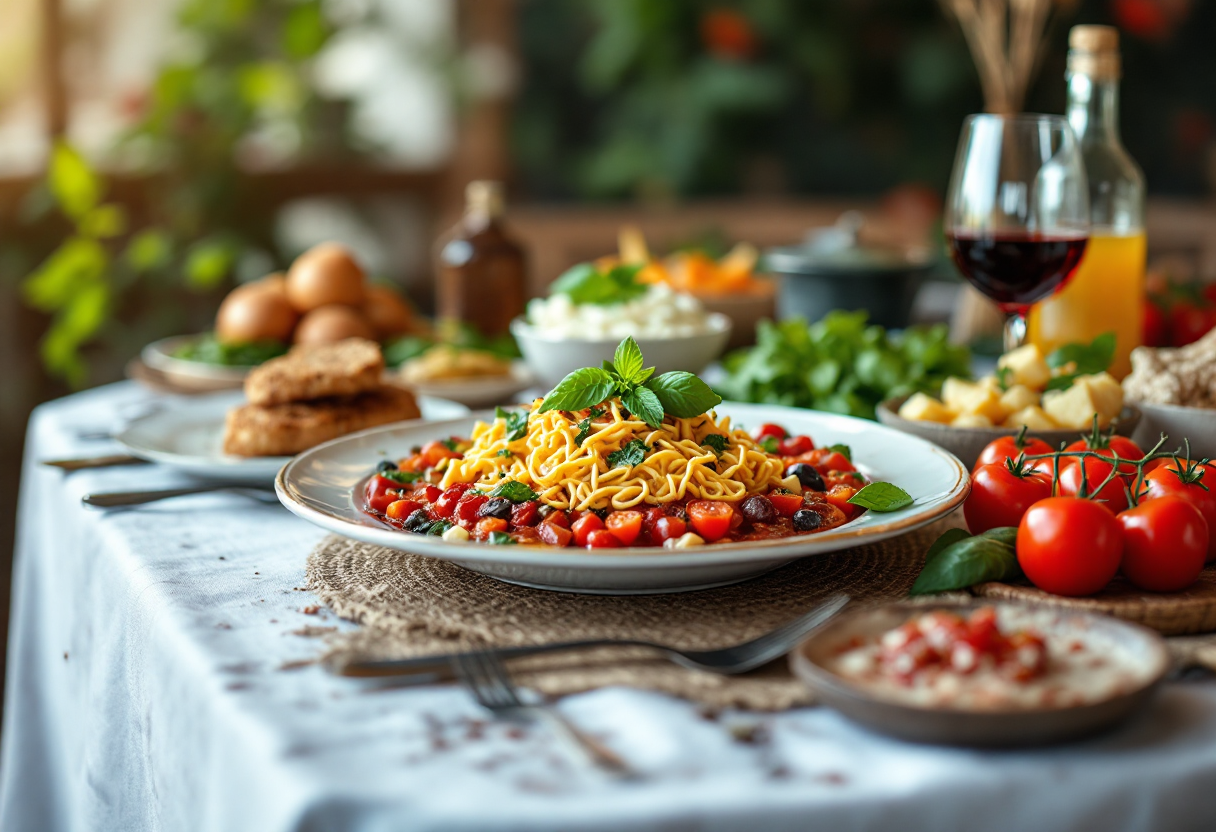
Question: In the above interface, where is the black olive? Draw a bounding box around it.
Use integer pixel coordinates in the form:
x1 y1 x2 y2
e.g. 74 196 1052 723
741 495 777 524
785 463 825 492
477 498 513 520
590 507 610 520
376 460 398 473
792 509 823 532
404 509 433 533
669 505 689 522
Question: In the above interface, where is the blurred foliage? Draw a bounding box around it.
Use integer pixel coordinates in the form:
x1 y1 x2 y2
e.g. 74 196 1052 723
15 0 354 386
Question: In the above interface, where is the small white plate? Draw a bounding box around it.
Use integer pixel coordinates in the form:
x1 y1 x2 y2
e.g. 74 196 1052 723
275 402 971 594
116 391 470 484
142 334 254 384
399 361 536 409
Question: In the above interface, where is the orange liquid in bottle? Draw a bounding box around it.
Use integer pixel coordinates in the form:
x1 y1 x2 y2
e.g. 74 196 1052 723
1026 231 1145 379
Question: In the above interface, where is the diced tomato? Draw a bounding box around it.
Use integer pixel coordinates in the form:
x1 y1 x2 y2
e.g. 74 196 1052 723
474 517 508 539
512 527 542 545
385 499 423 521
365 475 406 513
789 448 856 475
455 492 488 524
434 484 474 518
778 435 814 456
543 509 571 529
572 513 605 547
825 484 861 519
651 515 687 545
605 510 643 545
585 529 622 549
687 500 733 542
511 501 540 528
416 485 442 504
420 441 462 468
767 491 803 517
754 423 787 442
538 522 573 547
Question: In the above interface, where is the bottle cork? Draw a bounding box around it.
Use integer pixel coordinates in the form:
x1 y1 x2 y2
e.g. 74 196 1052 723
465 180 505 218
1068 25 1120 79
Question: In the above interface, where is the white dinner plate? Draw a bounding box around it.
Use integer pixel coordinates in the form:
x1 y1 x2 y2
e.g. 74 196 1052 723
116 391 470 484
398 361 537 409
275 402 970 595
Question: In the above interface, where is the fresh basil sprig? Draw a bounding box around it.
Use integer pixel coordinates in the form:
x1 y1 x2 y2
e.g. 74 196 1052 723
495 406 529 441
1044 332 1116 392
537 336 722 428
488 480 539 503
550 262 647 306
909 527 1020 595
846 482 913 512
607 439 650 469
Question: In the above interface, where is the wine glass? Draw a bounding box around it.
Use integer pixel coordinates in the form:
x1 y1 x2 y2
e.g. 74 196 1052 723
945 114 1090 351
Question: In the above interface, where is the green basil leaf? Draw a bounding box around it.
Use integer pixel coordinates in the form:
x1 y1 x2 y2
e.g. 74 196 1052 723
607 439 649 469
487 531 517 545
827 443 852 462
381 470 422 484
621 386 664 428
846 482 913 512
488 480 539 503
494 406 529 441
981 526 1018 549
644 372 723 418
922 527 973 566
702 434 728 456
427 520 454 536
550 262 645 306
1046 332 1116 374
613 336 645 384
538 367 617 413
909 528 1021 595
760 436 779 454
441 438 459 452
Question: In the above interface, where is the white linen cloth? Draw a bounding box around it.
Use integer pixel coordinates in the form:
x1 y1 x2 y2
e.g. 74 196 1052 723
5 382 1216 832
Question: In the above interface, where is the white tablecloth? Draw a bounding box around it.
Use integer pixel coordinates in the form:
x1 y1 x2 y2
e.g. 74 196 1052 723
5 382 1216 832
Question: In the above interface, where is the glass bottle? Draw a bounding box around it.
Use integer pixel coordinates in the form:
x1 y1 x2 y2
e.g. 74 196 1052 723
436 181 527 338
1027 25 1146 378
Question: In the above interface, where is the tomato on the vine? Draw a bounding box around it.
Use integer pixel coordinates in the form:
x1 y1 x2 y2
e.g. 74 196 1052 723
974 430 1054 473
1143 459 1216 561
1118 496 1208 592
1017 497 1123 596
1058 455 1130 514
1062 427 1143 476
964 460 1052 534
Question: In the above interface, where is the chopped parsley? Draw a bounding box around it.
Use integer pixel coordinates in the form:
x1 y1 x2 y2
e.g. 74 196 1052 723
489 480 539 502
380 469 422 484
702 434 728 456
607 439 650 469
495 406 529 442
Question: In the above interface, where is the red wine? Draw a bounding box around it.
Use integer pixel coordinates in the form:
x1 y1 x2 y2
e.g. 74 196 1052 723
947 231 1088 313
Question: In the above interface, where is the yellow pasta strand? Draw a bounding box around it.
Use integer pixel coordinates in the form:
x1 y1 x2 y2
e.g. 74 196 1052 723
440 399 786 511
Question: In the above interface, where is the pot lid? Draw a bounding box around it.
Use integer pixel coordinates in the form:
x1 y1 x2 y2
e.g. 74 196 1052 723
765 211 934 275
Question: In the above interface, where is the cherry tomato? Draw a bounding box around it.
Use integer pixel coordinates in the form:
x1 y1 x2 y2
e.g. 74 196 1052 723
1017 497 1123 596
385 499 423 521
754 423 787 442
585 529 622 549
434 483 474 519
571 513 605 547
474 517 508 539
1143 299 1169 347
605 510 643 545
1058 455 1130 513
778 435 814 456
687 500 734 542
1170 302 1216 346
790 448 856 475
455 492 488 524
1118 496 1207 592
964 463 1052 534
364 475 406 514
1143 462 1216 561
650 515 687 545
510 501 540 528
974 433 1054 473
767 491 804 517
538 521 573 547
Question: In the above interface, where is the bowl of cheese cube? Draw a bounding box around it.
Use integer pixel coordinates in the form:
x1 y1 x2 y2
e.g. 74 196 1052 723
877 343 1140 469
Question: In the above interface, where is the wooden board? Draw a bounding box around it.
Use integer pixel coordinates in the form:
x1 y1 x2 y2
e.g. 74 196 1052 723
974 568 1216 636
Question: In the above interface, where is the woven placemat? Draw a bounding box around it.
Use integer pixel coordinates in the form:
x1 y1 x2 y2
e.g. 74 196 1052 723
306 513 1216 711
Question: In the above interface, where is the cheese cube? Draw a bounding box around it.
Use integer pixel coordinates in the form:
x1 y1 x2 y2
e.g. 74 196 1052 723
942 378 1007 423
978 375 1002 392
951 413 994 428
898 392 955 424
998 345 1052 390
1077 372 1124 422
1003 406 1059 431
999 384 1040 414
1043 382 1110 429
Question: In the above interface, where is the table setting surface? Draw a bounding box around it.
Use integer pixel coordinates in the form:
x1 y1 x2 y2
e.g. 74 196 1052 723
6 382 1216 832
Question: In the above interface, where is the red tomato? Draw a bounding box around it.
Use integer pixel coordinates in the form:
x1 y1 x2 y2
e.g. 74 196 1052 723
1143 298 1169 347
605 510 643 545
434 483 474 518
543 509 571 529
754 423 787 442
964 463 1053 534
651 515 687 545
585 529 622 549
1058 455 1130 513
807 449 855 474
364 475 406 514
510 501 540 527
778 435 814 456
1143 462 1216 561
417 485 442 504
419 441 462 468
1017 497 1124 596
571 513 605 547
538 522 573 547
687 500 734 542
1062 435 1144 476
1170 302 1216 346
1118 496 1207 591
767 491 804 517
824 484 862 520
974 433 1054 473
455 492 488 524
385 499 423 521
474 517 508 538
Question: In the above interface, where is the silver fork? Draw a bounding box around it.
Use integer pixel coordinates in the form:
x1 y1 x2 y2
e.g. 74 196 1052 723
452 651 637 779
334 593 850 679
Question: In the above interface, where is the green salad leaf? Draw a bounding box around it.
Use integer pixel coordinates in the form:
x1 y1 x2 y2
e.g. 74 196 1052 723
716 312 971 420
